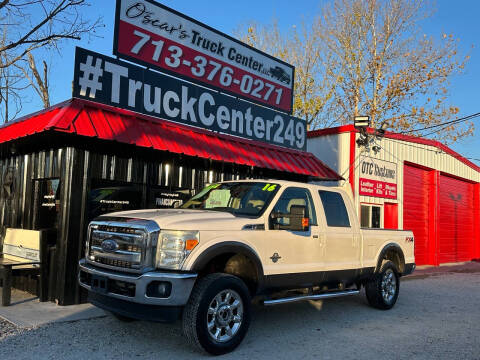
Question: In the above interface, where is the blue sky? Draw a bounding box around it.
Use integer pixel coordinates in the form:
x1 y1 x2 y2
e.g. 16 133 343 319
15 0 480 162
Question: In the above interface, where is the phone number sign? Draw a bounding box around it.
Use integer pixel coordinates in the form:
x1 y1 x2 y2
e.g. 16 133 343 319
113 0 295 114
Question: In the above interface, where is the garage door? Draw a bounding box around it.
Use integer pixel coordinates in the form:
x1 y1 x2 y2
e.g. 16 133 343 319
403 164 431 265
438 175 475 263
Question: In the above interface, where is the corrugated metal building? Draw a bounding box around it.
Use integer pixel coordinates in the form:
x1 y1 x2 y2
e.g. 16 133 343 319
308 125 480 266
0 98 340 305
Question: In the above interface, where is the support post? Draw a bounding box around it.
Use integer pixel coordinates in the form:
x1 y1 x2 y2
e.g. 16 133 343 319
428 170 440 266
473 183 480 260
1 266 12 306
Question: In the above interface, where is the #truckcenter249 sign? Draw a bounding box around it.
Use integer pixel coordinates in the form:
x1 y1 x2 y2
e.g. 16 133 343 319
72 47 306 150
359 156 397 199
113 0 294 113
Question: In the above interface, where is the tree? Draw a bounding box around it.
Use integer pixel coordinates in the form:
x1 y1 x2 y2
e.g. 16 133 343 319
0 24 27 122
238 21 341 129
0 0 103 121
238 0 472 143
17 51 50 108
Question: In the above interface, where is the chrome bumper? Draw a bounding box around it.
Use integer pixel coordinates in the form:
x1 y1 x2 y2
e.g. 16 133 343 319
78 259 197 306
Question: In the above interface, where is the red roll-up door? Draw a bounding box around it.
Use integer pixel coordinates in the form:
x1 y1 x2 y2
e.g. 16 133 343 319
403 164 431 265
384 203 398 229
438 175 475 263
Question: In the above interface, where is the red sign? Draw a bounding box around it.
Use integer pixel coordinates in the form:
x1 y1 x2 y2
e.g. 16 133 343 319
114 0 294 113
359 178 397 199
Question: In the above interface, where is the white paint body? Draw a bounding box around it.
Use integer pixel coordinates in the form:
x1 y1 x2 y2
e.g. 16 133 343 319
109 179 414 275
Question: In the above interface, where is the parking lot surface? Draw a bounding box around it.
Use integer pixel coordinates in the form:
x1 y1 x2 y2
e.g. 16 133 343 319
1 271 480 360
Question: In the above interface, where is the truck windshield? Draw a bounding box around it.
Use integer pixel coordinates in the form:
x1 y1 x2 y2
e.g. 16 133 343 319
181 182 280 217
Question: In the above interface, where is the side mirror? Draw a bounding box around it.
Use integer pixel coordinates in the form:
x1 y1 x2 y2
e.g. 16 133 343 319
270 205 309 231
289 205 309 231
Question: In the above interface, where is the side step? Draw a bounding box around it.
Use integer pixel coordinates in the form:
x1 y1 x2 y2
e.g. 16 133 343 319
263 289 360 306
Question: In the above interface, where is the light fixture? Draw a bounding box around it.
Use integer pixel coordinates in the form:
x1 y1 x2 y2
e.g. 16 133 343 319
354 116 370 129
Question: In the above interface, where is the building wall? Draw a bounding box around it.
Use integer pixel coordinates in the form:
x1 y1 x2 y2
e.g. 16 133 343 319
308 129 480 265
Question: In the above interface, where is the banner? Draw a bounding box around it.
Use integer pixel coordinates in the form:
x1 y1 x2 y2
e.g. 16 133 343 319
72 47 306 150
113 0 294 113
359 156 397 199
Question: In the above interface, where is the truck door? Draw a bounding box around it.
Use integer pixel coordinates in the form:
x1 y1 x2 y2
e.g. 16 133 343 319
263 187 323 289
317 190 362 276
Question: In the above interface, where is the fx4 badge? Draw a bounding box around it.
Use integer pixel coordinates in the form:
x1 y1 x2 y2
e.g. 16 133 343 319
270 253 282 263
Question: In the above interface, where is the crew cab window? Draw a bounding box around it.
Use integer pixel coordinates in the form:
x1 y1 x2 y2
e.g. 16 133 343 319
269 187 317 229
318 191 350 227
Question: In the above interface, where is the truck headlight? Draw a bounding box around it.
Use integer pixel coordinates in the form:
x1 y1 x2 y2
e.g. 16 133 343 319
155 230 199 270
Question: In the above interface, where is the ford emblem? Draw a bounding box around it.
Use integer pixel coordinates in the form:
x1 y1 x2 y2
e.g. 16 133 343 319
101 238 119 252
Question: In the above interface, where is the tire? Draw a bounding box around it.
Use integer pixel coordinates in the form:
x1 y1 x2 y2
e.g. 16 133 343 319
182 273 251 355
365 260 400 310
110 312 136 322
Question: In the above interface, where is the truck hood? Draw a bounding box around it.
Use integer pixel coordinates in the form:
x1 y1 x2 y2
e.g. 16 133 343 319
101 208 260 231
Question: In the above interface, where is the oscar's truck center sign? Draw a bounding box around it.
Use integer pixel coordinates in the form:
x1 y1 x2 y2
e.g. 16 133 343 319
114 0 294 113
359 157 397 199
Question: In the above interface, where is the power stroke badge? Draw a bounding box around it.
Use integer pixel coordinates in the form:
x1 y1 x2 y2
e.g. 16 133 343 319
72 47 306 151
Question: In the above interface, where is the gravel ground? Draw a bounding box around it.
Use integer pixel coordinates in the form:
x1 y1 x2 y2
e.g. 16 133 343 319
1 272 480 360
0 318 24 340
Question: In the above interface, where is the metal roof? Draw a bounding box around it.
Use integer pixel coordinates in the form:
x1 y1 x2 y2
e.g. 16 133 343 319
0 98 342 181
308 124 480 173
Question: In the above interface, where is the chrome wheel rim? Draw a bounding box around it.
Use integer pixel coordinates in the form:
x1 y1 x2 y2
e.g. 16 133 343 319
381 269 397 303
207 289 243 343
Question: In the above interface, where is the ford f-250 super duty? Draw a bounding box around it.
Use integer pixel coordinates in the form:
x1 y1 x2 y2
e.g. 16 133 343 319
79 180 415 355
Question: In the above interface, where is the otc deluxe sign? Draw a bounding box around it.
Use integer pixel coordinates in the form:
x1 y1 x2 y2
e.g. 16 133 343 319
359 157 397 199
113 0 294 113
72 47 306 150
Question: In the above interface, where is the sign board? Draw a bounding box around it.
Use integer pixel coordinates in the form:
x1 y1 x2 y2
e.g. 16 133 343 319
72 47 306 150
359 156 397 199
149 188 190 208
113 0 294 113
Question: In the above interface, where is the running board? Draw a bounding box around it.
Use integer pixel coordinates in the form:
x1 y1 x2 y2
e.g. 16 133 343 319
263 289 360 306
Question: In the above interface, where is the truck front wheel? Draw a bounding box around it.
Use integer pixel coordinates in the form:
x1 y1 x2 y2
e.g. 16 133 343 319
182 273 251 355
365 260 400 310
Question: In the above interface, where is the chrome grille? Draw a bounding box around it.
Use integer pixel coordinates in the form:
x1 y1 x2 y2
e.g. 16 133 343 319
86 219 160 274
94 257 134 269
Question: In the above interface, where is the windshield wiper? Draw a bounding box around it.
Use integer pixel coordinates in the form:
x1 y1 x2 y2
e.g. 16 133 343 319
205 207 235 213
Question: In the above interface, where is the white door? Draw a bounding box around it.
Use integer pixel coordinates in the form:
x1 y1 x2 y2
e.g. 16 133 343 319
316 190 361 272
261 187 323 288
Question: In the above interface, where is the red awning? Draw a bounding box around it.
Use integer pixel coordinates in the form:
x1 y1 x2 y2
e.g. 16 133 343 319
0 99 342 180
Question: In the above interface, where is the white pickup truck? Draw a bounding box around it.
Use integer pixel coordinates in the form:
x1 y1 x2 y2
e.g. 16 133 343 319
79 179 415 355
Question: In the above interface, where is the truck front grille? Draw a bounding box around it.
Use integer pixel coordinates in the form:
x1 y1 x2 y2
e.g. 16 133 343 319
86 219 160 274
94 257 134 269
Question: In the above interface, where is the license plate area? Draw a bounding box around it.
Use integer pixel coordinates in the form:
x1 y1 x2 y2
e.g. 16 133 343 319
91 274 108 294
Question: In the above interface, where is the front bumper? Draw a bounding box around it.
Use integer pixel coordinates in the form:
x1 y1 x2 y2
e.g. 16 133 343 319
78 259 197 306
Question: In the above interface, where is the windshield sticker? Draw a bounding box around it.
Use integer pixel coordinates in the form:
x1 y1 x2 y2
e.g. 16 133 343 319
262 183 277 192
205 189 230 208
190 183 221 201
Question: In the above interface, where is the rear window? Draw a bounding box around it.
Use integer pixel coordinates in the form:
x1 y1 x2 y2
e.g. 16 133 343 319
319 191 350 227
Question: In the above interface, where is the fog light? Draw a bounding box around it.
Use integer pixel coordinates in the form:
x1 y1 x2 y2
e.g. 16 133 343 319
146 281 172 298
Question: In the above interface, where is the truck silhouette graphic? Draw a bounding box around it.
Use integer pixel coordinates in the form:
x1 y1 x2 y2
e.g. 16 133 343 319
269 66 291 85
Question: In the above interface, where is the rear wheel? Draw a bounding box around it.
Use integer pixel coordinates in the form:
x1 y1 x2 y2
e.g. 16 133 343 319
182 273 251 355
365 260 400 310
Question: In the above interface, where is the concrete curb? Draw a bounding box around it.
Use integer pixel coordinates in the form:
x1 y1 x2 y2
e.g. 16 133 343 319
404 261 480 280
0 289 107 328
